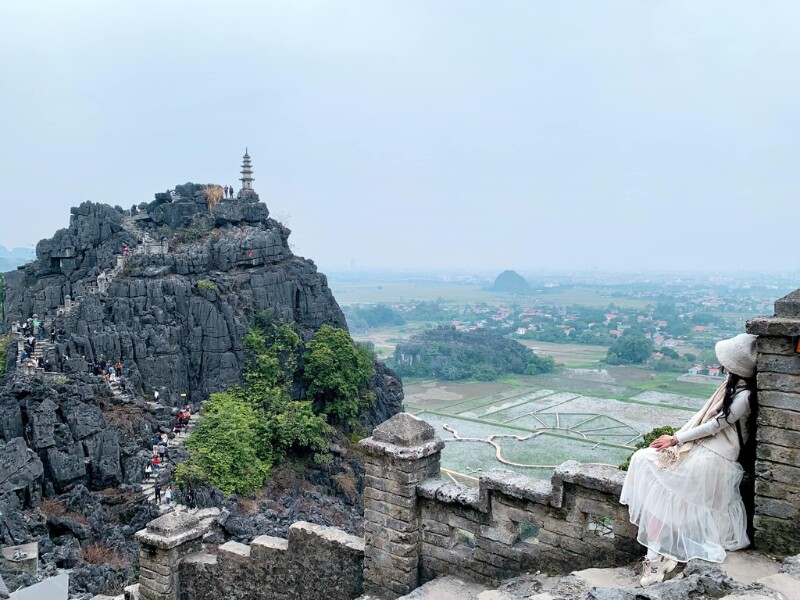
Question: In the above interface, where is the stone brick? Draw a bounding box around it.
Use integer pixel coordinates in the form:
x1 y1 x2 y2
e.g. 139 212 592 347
758 336 796 356
760 407 800 431
754 514 800 557
421 530 454 549
364 497 413 521
755 497 799 519
757 372 800 394
364 474 416 498
478 523 519 546
755 477 800 504
364 486 417 509
758 353 800 375
481 468 553 505
421 519 451 536
540 515 585 539
755 460 800 487
574 496 617 519
758 391 800 413
757 426 800 449
490 496 548 526
757 442 800 467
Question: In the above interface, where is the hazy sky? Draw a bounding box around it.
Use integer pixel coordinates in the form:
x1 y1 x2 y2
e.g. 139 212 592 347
1 2 799 271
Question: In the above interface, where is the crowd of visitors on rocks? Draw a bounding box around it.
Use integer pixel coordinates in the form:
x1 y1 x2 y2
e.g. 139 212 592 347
11 316 61 374
143 405 197 507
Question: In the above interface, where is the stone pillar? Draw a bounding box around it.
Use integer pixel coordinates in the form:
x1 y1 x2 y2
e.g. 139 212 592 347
747 289 800 556
135 512 204 600
359 413 443 599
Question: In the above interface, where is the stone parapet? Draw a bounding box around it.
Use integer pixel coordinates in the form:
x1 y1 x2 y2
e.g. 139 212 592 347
177 521 364 600
415 463 638 587
747 290 800 557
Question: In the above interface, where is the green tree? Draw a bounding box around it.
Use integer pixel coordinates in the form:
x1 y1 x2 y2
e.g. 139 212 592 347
176 392 271 495
606 329 654 364
619 426 677 470
304 325 374 424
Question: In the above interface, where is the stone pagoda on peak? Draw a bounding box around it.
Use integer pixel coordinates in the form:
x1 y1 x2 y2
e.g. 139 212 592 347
238 147 255 197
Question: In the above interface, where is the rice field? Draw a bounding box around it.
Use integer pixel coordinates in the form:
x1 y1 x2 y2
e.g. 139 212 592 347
405 368 717 486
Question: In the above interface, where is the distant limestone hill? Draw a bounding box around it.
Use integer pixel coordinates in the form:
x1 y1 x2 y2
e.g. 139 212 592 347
490 269 530 294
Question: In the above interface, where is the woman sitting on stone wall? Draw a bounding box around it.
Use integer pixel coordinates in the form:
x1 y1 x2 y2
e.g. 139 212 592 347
620 333 757 586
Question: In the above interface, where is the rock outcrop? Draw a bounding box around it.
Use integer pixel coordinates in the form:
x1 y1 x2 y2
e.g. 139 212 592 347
2 186 402 414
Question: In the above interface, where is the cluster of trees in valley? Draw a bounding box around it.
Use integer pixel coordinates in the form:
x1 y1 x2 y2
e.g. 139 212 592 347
393 326 554 381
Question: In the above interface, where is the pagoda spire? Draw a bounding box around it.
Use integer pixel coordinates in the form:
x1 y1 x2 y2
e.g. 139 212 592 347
239 148 255 195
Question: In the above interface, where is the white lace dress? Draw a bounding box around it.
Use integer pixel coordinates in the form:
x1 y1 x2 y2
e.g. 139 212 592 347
619 392 751 563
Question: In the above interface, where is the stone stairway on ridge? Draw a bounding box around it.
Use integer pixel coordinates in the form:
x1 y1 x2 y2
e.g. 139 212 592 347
138 410 203 513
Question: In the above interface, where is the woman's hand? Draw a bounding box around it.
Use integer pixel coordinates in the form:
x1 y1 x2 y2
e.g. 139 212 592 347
649 435 675 451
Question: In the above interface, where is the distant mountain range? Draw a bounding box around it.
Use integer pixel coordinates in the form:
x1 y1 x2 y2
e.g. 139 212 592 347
0 245 35 272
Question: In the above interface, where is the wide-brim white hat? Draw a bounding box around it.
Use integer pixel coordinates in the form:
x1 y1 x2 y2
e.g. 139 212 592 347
715 333 757 378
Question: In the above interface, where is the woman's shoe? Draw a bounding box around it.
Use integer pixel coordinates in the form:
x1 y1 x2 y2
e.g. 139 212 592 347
639 556 678 586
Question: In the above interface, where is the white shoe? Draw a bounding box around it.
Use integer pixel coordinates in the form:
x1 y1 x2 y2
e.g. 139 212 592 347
639 555 678 586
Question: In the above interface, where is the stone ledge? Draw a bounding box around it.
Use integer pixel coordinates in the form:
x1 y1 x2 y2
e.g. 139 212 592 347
360 437 444 461
135 524 204 550
219 540 251 559
417 479 488 512
481 468 553 505
747 317 800 337
289 521 366 554
553 461 626 496
372 413 435 447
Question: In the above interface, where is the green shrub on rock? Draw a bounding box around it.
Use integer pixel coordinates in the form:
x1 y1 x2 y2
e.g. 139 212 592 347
196 279 218 292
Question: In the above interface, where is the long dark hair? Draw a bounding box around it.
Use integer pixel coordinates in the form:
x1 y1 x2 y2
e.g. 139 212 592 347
720 370 758 463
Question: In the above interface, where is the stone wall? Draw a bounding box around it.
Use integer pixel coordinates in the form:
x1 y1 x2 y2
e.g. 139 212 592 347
133 513 364 600
359 414 639 597
747 289 800 557
178 522 364 600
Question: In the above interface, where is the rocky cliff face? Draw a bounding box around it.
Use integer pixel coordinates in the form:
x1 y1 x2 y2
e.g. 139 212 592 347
4 184 401 413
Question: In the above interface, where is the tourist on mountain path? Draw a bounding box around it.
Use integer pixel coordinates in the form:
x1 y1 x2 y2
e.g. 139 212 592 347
165 487 173 505
144 464 152 481
154 483 162 504
620 334 757 586
50 327 56 343
186 489 196 509
108 365 116 381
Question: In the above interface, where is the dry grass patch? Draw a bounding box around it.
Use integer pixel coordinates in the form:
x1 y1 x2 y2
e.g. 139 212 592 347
42 498 90 525
82 542 129 567
102 404 150 437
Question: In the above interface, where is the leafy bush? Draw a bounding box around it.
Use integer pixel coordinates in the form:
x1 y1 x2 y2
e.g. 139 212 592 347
176 391 271 495
619 425 678 471
196 279 218 292
304 326 375 424
178 321 371 494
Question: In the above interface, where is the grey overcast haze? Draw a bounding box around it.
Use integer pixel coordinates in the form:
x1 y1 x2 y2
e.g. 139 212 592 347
1 1 799 272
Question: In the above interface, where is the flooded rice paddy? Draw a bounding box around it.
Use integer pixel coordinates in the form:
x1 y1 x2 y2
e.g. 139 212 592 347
405 368 718 486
